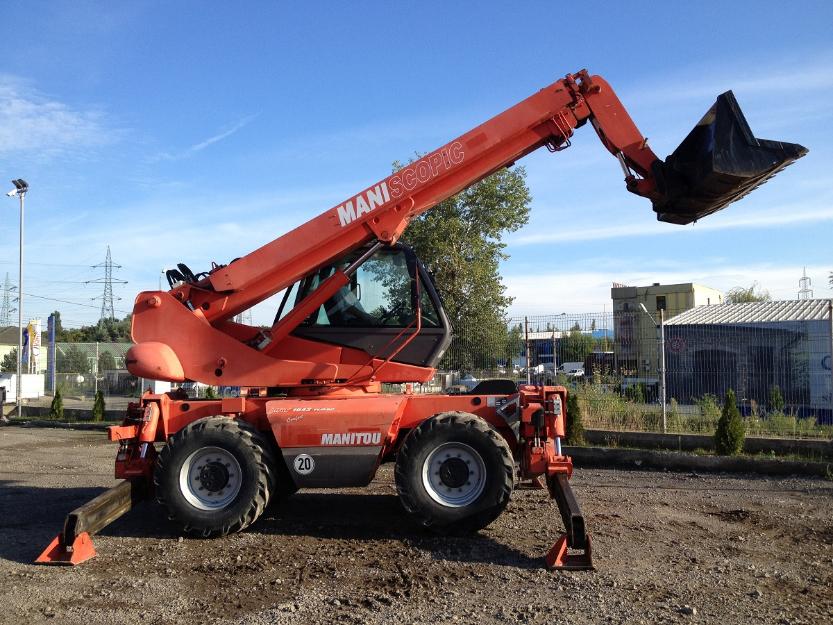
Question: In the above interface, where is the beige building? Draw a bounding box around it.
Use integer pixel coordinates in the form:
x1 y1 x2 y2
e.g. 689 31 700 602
611 282 723 380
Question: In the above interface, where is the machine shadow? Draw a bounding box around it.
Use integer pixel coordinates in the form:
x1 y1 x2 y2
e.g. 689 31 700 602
1 481 543 569
255 491 545 570
0 481 105 565
0 479 175 565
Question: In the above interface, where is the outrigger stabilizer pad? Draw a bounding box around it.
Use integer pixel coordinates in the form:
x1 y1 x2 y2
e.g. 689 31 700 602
651 90 808 225
36 479 146 565
546 473 594 571
547 533 593 571
36 532 97 566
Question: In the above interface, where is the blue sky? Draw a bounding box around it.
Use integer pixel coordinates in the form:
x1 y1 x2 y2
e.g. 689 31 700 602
0 1 831 327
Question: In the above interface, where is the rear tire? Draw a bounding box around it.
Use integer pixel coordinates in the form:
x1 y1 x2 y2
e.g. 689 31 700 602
154 416 277 537
395 412 514 534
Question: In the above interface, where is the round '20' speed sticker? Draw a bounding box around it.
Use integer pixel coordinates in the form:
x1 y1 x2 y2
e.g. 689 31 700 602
293 454 315 475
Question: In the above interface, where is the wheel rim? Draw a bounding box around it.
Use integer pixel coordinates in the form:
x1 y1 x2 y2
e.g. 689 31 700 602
421 442 486 508
179 446 243 511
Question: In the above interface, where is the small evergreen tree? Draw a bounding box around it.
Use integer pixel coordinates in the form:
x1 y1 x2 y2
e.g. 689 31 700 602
768 385 785 414
49 388 64 420
204 386 217 399
715 389 745 456
624 382 645 404
565 391 585 446
92 390 106 422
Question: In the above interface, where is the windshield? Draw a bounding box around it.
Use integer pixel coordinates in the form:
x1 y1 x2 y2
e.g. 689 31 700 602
276 247 441 328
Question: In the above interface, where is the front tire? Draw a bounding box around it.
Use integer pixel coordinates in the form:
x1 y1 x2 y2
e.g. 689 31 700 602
154 416 276 537
395 412 514 534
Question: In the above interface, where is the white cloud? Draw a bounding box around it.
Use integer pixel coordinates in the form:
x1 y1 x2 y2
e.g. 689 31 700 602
156 114 258 161
0 75 113 157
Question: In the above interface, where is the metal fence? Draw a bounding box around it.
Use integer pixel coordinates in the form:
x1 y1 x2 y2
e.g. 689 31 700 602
424 309 833 435
20 307 833 436
52 342 136 398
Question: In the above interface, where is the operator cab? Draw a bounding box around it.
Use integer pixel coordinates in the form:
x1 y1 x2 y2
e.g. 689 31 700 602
275 244 452 368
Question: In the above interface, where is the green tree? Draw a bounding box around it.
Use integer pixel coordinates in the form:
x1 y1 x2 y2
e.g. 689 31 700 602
98 351 118 372
714 389 745 455
561 323 595 363
49 388 64 420
504 323 524 371
624 382 646 404
59 314 132 343
399 166 531 370
50 310 64 340
57 345 91 373
204 386 218 399
92 390 106 421
725 283 771 304
768 385 785 414
1 348 16 373
565 391 585 446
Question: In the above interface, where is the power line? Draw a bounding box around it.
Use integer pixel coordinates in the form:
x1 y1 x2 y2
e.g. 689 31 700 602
21 291 131 315
0 260 117 268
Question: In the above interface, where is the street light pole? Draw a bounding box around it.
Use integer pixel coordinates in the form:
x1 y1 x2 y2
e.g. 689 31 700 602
659 308 666 434
640 303 667 433
6 180 27 418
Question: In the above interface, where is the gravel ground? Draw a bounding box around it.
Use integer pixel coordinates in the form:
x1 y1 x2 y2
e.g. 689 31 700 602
1 426 831 625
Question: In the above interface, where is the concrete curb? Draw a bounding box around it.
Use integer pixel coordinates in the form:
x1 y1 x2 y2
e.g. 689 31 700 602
585 429 833 460
20 406 125 421
5 420 115 431
565 445 833 478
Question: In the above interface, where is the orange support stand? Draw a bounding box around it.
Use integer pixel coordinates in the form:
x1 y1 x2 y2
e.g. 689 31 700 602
35 479 146 566
36 532 97 566
546 534 593 571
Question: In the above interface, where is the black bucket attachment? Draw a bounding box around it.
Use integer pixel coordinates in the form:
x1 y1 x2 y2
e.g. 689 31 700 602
651 91 807 225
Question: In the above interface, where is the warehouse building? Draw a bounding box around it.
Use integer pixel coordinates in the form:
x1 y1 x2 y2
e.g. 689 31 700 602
664 299 833 420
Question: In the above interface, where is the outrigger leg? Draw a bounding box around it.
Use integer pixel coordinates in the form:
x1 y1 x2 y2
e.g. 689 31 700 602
36 479 147 565
546 473 593 570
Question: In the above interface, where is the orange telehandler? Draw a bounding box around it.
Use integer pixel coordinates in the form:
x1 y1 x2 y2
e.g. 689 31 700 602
37 69 806 569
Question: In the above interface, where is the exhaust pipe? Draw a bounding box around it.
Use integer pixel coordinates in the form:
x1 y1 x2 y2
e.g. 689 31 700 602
651 91 808 225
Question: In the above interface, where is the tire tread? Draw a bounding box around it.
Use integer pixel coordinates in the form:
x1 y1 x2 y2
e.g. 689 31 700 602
395 411 514 534
154 416 277 537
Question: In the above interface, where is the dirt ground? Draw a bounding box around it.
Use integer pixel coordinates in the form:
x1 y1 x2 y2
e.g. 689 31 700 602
1 427 831 625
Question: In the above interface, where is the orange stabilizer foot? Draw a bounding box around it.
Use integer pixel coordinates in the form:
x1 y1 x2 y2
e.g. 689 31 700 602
546 533 593 571
35 532 97 566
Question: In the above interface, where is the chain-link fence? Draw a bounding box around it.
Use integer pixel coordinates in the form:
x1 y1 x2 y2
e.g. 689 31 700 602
52 342 136 398
17 303 833 437
421 307 833 437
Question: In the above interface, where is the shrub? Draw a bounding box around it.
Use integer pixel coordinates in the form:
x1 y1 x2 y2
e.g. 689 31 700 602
49 388 64 420
92 390 106 422
715 389 745 456
624 383 645 404
204 386 217 399
693 394 721 433
667 397 684 432
768 385 785 414
565 391 585 446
